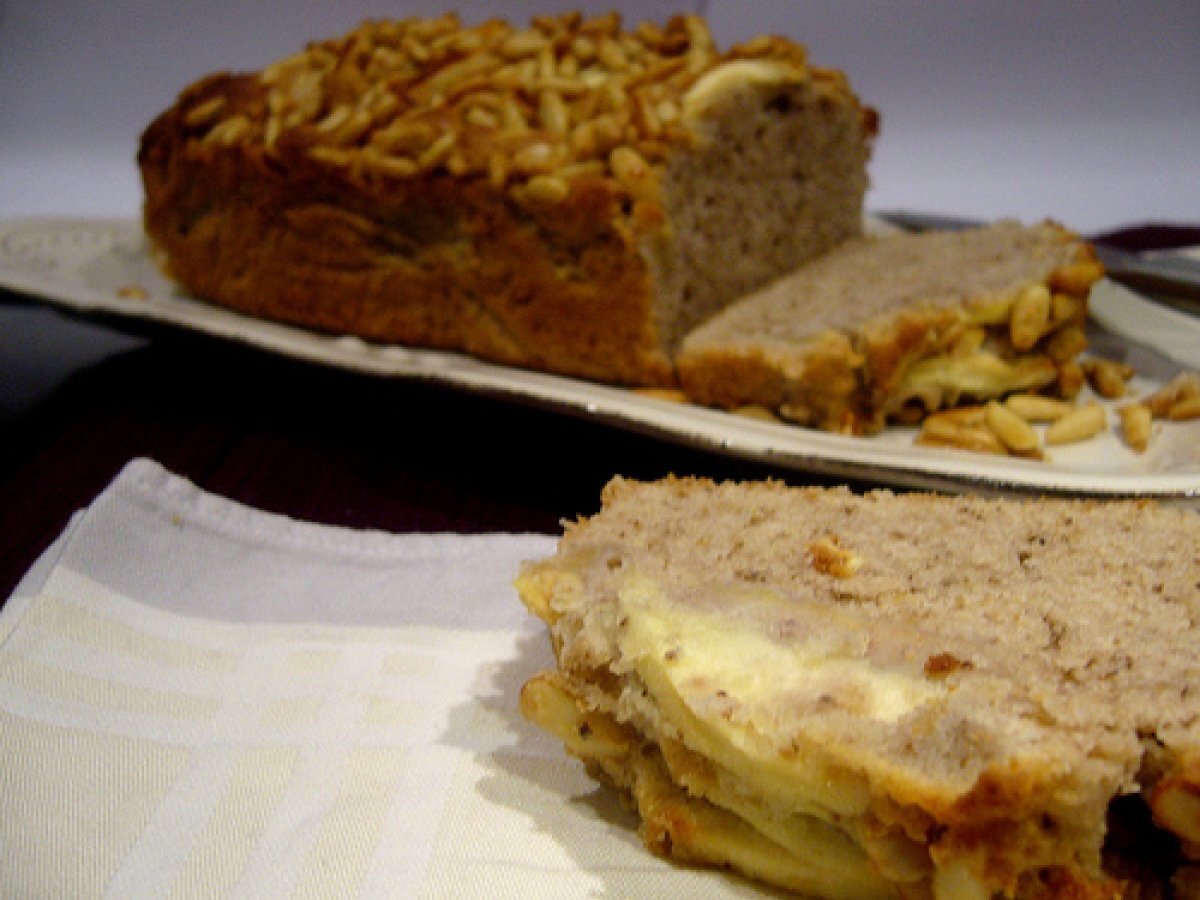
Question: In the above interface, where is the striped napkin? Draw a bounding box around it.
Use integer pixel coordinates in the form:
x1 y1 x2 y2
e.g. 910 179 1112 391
0 459 741 899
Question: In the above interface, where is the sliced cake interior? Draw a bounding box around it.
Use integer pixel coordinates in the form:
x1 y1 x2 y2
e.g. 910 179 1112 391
518 476 1200 898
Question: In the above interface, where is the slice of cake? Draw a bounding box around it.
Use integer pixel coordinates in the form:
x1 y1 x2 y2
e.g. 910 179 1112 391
518 476 1199 898
676 222 1104 433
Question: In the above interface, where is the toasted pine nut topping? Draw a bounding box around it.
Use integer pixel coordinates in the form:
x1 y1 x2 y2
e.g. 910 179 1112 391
189 13 818 210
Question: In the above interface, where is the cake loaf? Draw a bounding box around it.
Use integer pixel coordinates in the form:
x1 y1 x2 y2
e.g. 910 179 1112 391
518 475 1200 898
677 221 1105 434
139 12 875 386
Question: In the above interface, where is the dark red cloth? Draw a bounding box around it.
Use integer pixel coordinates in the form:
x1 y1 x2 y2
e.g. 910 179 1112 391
1092 223 1200 253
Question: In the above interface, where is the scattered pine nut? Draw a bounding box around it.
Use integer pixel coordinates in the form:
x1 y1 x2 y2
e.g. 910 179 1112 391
985 401 1039 453
1168 396 1200 421
1118 404 1152 453
1004 393 1073 423
1044 403 1106 446
1084 359 1132 399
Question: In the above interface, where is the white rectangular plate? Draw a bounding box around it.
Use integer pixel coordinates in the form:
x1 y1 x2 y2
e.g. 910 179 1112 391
1 216 1197 502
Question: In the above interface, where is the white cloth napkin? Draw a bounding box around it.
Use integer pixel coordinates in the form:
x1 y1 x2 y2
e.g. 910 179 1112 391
0 459 748 899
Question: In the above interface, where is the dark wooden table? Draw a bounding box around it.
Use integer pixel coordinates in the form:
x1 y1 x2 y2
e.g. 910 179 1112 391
3 223 1196 603
0 304 857 603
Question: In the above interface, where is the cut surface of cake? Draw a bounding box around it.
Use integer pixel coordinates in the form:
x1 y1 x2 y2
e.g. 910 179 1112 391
518 476 1200 898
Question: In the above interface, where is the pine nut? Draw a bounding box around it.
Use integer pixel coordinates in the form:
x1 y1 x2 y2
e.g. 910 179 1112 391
1044 325 1088 364
1050 292 1084 325
1049 259 1105 296
1168 396 1200 421
1004 393 1073 423
1044 403 1106 446
1145 372 1200 417
1118 404 1152 452
1057 361 1086 401
1009 284 1051 351
516 174 571 205
1084 359 1131 399
985 401 1039 453
808 535 863 579
917 416 1008 455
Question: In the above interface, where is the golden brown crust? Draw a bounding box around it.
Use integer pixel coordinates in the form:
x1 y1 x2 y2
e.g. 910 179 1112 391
141 110 675 382
675 330 868 433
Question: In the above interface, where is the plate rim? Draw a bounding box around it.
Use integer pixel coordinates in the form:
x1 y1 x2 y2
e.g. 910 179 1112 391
2 215 1197 502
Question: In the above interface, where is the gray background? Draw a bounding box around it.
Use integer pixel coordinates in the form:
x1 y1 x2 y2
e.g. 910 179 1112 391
2 1 1198 417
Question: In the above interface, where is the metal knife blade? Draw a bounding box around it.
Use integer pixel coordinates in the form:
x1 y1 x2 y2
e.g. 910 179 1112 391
1086 317 1185 383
